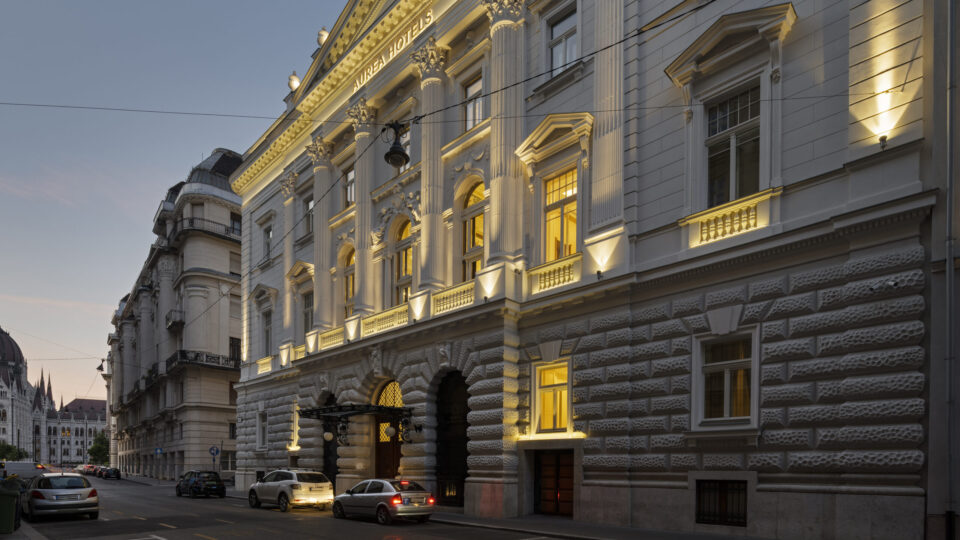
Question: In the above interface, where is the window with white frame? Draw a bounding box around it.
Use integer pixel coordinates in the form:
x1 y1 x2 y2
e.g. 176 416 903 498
548 9 577 77
544 169 577 262
261 225 273 262
535 361 570 433
706 86 760 208
262 309 273 357
303 195 315 234
461 183 485 282
343 166 355 209
301 292 314 337
694 334 757 428
464 75 484 131
257 411 267 449
393 220 413 305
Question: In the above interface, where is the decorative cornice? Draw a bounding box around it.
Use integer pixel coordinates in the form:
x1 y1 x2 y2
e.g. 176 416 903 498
280 171 298 199
306 135 335 167
411 36 447 81
347 98 377 133
482 0 523 25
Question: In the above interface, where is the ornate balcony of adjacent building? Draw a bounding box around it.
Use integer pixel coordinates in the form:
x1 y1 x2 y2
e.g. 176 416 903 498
165 349 240 373
528 252 582 295
165 309 184 330
361 303 409 338
167 217 241 244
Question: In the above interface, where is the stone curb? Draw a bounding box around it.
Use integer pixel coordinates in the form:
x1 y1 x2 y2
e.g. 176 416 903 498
430 516 600 540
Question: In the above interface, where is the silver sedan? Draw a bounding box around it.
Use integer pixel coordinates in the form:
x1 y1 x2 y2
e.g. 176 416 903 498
20 473 99 521
333 479 434 525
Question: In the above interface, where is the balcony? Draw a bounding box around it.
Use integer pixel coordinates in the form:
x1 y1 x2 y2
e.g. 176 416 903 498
168 217 241 243
432 281 475 316
361 303 409 337
165 309 184 330
125 380 142 403
319 327 344 350
678 188 781 249
256 356 273 375
165 350 240 372
292 345 306 361
528 252 582 295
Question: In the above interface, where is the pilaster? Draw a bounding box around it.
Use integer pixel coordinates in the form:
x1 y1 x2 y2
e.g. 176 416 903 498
307 136 335 329
156 255 177 369
281 171 298 347
412 36 448 290
136 291 154 378
348 99 377 315
590 0 624 230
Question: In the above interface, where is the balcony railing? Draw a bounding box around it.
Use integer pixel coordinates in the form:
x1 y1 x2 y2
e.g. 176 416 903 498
293 345 306 361
319 327 344 350
165 349 240 371
361 303 408 337
165 309 184 330
432 281 475 315
529 252 582 295
678 188 781 248
256 356 272 375
169 217 241 242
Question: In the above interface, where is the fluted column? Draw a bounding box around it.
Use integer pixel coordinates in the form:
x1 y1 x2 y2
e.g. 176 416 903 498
412 37 448 290
347 99 377 314
281 171 298 345
591 0 624 230
156 255 176 369
307 136 335 329
484 0 525 264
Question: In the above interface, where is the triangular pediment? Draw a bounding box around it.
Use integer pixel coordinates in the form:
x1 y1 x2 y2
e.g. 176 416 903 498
251 283 279 306
286 260 315 281
516 113 594 168
665 3 796 88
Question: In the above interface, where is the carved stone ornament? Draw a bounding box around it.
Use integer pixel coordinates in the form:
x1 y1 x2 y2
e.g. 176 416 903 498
280 171 298 199
370 345 383 377
306 135 334 167
370 187 422 245
482 0 523 24
770 67 781 83
157 256 177 278
347 98 376 132
411 36 447 80
437 342 451 367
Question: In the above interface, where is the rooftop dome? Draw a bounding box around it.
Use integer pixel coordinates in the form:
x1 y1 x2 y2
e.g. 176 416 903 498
0 326 25 367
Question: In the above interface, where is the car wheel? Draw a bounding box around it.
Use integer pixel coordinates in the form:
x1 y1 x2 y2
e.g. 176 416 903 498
332 502 345 519
278 493 289 513
89 512 99 520
190 486 198 499
248 490 261 508
175 486 182 497
416 515 430 523
376 505 392 525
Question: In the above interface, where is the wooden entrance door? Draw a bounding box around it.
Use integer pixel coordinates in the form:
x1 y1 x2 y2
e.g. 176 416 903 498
534 450 574 516
375 381 403 479
436 371 469 506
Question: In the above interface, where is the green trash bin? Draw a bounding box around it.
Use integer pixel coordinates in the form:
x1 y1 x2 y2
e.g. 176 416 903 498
0 485 19 533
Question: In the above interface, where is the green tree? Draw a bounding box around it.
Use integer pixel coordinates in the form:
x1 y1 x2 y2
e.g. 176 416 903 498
0 442 27 461
87 432 109 465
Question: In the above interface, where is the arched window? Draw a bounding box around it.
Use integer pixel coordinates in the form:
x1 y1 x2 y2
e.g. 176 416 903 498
394 220 413 305
377 381 404 442
461 183 485 282
343 247 356 319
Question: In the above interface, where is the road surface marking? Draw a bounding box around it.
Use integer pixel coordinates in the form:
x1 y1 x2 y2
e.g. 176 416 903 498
158 523 176 529
214 518 234 524
133 515 147 520
194 534 218 540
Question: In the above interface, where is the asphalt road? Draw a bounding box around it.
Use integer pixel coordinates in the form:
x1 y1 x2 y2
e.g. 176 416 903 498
24 476 556 540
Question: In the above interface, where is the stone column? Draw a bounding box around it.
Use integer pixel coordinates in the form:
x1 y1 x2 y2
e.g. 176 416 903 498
590 0 624 230
347 99 377 314
306 136 335 329
183 287 208 351
281 171 298 345
412 37 448 290
156 255 177 369
484 0 525 264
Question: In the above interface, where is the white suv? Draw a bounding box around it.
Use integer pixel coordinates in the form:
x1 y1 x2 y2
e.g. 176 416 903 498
248 470 334 512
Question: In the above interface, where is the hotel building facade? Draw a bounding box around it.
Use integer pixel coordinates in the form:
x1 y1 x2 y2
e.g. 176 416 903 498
107 149 243 479
231 1 958 538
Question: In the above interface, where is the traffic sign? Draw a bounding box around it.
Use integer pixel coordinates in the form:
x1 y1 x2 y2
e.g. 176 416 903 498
155 447 162 456
209 446 220 457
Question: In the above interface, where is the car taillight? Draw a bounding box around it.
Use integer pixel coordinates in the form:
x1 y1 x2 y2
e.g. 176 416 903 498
30 491 44 499
88 489 98 498
428 496 435 505
291 484 302 490
391 496 403 506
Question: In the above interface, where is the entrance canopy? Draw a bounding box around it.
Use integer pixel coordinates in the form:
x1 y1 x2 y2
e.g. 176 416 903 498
299 403 412 420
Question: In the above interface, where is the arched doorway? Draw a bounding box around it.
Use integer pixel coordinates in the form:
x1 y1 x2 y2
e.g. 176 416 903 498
375 381 403 479
435 371 469 506
321 395 338 486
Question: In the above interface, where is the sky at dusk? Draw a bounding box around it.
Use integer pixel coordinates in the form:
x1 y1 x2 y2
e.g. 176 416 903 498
0 1 341 402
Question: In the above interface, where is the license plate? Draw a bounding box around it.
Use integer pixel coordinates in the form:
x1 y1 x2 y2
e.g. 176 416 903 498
56 495 80 501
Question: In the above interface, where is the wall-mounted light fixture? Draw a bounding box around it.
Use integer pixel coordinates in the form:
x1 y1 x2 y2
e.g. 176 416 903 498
879 135 888 150
596 270 603 280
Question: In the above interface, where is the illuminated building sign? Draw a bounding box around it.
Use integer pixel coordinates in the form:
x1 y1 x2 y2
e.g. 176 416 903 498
353 10 433 91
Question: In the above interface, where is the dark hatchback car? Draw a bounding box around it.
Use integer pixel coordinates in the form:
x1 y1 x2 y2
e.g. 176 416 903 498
176 470 226 498
101 468 121 480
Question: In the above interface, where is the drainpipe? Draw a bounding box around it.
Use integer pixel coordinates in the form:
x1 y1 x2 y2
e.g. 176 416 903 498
945 0 956 537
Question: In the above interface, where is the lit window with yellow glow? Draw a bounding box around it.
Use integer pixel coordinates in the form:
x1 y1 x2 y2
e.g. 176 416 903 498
703 338 751 420
377 381 403 442
394 220 412 305
706 86 760 208
544 170 577 262
462 183 484 282
536 362 569 433
343 247 355 319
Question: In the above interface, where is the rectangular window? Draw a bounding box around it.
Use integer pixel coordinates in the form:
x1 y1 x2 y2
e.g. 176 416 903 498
191 203 204 221
302 292 314 335
229 252 241 276
536 362 569 432
344 271 355 318
229 212 242 235
303 196 315 234
262 310 273 357
262 225 273 262
544 170 577 262
228 423 237 440
702 338 752 420
464 75 484 131
230 295 241 319
548 10 577 77
257 412 268 449
696 480 747 526
706 86 760 208
229 337 241 363
343 167 355 208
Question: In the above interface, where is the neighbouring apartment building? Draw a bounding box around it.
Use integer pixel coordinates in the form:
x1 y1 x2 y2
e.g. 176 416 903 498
230 1 958 538
106 149 243 480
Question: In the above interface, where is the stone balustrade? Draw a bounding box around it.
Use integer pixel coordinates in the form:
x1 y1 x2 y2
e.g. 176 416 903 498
528 252 582 295
432 281 475 315
319 327 344 350
361 303 409 337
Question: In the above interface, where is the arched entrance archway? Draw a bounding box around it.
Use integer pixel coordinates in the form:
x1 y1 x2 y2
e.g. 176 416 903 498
435 371 469 506
375 381 403 479
321 394 338 486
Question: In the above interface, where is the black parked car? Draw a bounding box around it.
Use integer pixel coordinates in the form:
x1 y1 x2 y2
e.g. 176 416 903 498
101 468 121 480
176 470 226 498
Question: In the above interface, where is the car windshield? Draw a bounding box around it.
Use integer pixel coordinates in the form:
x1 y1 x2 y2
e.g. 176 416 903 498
296 473 328 484
38 476 89 489
199 473 220 481
389 480 426 492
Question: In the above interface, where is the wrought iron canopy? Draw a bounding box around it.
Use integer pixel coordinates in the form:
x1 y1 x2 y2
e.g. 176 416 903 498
299 403 412 420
